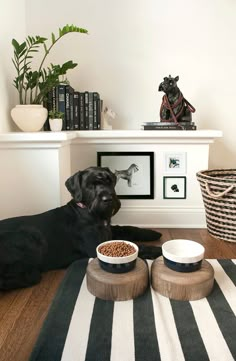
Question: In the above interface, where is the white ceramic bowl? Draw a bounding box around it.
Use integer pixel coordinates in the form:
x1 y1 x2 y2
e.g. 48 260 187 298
162 239 205 272
96 240 139 273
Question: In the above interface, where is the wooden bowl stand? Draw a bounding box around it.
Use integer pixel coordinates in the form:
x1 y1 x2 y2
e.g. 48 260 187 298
86 258 149 301
151 257 215 301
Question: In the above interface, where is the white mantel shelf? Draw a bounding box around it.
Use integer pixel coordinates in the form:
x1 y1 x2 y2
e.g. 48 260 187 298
0 129 223 227
0 129 223 147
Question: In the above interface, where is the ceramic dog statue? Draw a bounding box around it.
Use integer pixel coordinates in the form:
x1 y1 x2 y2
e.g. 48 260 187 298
102 107 116 130
158 75 195 124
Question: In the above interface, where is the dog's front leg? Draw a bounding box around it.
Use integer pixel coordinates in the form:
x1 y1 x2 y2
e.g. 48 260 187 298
111 225 162 242
110 225 162 260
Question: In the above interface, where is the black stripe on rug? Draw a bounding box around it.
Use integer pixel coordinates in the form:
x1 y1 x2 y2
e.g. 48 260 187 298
29 259 88 361
170 299 209 361
207 278 236 358
218 259 236 286
133 286 160 361
85 298 114 361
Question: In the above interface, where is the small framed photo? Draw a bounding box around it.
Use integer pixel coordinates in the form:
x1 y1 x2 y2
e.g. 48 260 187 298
163 176 187 199
164 152 186 173
97 151 154 199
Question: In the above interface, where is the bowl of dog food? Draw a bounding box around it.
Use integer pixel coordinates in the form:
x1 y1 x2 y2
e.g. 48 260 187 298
162 239 205 272
96 240 139 273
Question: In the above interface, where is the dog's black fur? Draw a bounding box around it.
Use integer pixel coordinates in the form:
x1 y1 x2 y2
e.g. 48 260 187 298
0 166 162 290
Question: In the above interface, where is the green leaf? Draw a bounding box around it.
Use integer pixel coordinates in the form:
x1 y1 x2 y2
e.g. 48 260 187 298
51 32 55 44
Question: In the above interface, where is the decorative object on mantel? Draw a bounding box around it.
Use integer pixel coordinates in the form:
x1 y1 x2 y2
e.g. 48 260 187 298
44 89 102 131
48 110 64 132
155 75 196 130
101 106 116 130
10 24 88 132
11 105 48 132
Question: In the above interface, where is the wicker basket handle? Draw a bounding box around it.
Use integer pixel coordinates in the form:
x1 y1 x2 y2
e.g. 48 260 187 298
205 182 234 198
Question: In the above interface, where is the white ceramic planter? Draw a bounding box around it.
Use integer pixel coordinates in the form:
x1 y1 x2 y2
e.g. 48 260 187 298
11 105 48 132
49 118 63 132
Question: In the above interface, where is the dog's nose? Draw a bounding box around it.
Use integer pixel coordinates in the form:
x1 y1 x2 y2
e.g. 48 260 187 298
101 195 112 203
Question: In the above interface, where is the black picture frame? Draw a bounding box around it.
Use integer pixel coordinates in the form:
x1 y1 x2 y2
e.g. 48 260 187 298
163 176 187 199
97 151 154 199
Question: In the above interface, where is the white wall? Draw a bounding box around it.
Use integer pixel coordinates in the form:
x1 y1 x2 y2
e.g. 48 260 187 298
0 0 26 132
2 0 236 169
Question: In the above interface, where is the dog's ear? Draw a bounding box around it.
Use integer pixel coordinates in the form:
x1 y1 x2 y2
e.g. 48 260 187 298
158 82 163 91
175 76 179 82
65 171 83 202
104 167 117 186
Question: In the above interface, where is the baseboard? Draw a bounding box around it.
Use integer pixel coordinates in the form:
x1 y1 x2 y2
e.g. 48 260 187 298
111 206 207 228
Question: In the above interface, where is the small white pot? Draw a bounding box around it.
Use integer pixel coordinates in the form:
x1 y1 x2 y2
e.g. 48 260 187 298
49 118 63 132
11 104 48 132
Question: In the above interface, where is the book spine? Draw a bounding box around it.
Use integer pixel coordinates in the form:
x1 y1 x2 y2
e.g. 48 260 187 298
79 92 85 130
52 86 57 112
69 88 74 130
57 84 66 130
98 99 103 130
84 91 89 130
73 91 80 130
143 125 197 130
88 92 94 130
65 86 71 130
93 92 99 130
143 121 194 126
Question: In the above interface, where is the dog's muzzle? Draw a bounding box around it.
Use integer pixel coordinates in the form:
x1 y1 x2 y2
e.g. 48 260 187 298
89 189 121 219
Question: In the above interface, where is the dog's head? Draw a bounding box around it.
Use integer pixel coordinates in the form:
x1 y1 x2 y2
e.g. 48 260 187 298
65 166 121 219
158 75 179 95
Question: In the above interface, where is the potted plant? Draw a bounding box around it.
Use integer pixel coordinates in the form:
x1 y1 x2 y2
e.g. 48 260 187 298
10 24 88 132
48 110 64 132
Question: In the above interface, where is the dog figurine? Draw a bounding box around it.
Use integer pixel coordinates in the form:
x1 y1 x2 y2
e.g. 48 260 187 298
102 107 116 130
0 166 162 290
115 163 139 187
158 75 195 126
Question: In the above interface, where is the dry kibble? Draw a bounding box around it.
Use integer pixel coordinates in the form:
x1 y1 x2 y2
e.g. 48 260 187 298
98 242 136 257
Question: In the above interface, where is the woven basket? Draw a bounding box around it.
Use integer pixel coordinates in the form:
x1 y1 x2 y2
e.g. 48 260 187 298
196 169 236 243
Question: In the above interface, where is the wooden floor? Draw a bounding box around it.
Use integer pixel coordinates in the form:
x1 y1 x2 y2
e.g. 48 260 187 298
0 228 236 361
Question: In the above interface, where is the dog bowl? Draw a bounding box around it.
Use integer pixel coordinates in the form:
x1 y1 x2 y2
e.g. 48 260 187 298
96 240 139 273
162 239 205 272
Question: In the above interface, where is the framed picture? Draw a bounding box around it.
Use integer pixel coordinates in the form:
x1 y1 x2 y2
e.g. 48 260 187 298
163 176 187 199
97 152 154 199
164 152 186 173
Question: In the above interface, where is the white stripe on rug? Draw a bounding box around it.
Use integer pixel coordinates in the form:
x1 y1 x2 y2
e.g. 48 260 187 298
110 300 135 361
61 274 95 361
232 259 236 265
151 290 185 361
147 260 185 361
207 259 236 314
190 298 234 360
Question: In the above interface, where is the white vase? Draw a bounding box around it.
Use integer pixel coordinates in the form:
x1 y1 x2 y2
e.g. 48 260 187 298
49 118 63 132
11 104 48 132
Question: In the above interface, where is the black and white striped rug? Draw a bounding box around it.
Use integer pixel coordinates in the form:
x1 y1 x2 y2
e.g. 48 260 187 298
30 259 236 361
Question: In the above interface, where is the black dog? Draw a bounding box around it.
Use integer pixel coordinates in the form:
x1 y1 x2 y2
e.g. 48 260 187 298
0 166 162 290
158 75 195 125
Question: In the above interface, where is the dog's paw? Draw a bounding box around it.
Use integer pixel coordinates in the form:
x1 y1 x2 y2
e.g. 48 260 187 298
138 245 162 260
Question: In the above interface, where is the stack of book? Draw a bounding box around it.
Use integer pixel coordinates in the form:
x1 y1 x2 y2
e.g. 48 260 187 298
44 84 103 131
141 121 197 131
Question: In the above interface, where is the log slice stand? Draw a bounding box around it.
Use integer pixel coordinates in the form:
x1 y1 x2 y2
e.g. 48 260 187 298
151 256 215 301
86 258 149 301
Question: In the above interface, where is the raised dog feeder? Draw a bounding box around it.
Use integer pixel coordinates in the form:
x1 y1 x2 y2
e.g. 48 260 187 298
86 257 149 301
